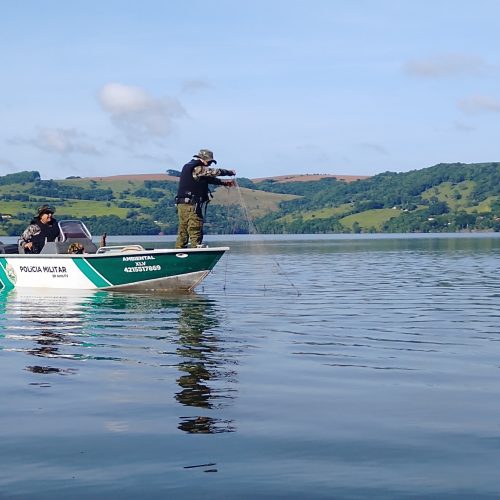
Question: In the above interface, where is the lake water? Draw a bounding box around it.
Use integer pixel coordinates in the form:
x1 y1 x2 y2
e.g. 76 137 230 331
1 233 500 499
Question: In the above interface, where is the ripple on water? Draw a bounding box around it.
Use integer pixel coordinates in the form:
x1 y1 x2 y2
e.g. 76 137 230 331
1 235 500 498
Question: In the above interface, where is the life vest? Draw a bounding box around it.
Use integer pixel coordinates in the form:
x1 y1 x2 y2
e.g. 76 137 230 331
176 159 211 204
30 219 61 253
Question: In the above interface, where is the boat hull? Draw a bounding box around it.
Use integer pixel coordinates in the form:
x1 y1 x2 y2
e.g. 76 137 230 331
0 247 228 292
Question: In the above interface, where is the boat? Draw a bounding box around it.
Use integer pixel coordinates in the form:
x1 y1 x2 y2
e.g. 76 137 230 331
0 220 228 292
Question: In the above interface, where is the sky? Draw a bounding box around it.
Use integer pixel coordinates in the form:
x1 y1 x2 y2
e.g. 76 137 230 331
1 0 499 180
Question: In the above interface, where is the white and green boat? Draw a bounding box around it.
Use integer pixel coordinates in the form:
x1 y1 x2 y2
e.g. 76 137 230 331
0 221 228 292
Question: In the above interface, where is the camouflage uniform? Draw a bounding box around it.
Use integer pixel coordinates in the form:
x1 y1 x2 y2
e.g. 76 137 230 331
175 150 235 249
18 205 60 254
176 203 204 248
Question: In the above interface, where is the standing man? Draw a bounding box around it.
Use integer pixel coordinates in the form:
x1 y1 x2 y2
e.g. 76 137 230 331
175 149 236 248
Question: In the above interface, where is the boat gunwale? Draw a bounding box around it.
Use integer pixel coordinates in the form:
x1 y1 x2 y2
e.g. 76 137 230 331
2 246 230 259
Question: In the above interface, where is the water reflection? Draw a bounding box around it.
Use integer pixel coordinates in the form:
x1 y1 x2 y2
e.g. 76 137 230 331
26 330 79 376
1 289 90 378
176 297 236 433
0 288 238 434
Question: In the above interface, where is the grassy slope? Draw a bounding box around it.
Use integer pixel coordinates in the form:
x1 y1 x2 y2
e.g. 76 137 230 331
420 180 496 213
2 171 498 235
340 208 402 230
275 203 353 224
0 177 299 231
60 177 144 192
60 178 298 216
210 186 299 217
420 181 474 210
470 196 496 213
271 178 498 230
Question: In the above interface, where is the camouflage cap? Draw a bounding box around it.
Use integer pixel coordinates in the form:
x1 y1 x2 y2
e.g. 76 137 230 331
37 204 55 216
194 149 217 164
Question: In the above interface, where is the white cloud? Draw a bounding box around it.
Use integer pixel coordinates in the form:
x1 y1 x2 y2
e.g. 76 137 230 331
98 83 186 142
458 95 500 114
404 53 489 78
10 128 101 156
38 128 101 155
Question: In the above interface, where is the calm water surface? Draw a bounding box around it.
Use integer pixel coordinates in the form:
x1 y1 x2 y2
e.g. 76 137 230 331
1 234 500 499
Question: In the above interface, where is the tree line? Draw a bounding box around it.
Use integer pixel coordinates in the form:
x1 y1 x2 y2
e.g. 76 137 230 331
1 162 499 235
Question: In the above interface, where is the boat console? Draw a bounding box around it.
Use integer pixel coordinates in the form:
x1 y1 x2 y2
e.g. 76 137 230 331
52 220 98 254
2 220 99 255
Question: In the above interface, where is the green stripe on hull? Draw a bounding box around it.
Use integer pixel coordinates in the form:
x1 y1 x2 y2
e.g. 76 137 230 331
0 257 15 291
73 258 112 288
84 250 224 288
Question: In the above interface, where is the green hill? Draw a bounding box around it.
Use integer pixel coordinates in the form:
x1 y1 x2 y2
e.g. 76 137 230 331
0 171 298 236
253 162 500 233
1 162 499 236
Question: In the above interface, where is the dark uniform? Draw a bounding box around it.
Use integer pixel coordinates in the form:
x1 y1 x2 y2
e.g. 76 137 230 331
175 149 235 248
19 205 60 254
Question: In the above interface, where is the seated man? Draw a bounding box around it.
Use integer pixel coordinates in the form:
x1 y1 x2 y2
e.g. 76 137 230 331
18 205 60 254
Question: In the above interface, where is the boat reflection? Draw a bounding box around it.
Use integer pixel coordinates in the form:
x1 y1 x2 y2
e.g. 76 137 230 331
0 288 237 433
1 289 92 378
